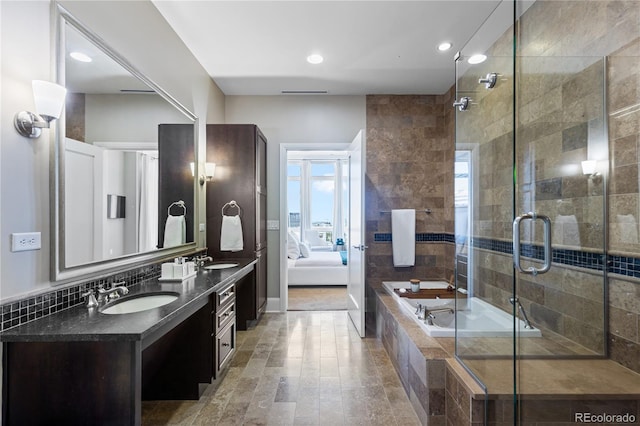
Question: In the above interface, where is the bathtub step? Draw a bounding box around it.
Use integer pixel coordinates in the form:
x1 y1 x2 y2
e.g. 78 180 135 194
394 288 463 299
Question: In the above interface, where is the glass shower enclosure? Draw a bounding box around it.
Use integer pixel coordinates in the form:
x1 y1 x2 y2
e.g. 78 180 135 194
454 0 608 422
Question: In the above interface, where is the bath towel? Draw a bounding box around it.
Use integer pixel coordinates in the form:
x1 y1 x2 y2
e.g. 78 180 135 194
163 214 185 248
221 214 244 251
617 214 638 244
553 214 580 247
392 209 415 267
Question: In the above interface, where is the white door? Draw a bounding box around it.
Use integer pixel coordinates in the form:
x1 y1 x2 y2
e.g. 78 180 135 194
65 138 104 266
348 130 366 337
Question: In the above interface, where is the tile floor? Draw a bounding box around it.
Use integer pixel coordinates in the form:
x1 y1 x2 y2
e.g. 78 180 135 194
142 311 421 425
287 286 348 311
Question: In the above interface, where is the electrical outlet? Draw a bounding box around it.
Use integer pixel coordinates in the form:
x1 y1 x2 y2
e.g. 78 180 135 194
199 223 206 232
11 232 42 252
267 220 279 230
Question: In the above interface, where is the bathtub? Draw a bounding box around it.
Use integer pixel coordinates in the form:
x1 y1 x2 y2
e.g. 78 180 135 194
383 281 542 338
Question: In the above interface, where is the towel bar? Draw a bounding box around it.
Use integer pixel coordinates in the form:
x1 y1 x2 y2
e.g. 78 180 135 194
222 200 242 216
168 200 186 216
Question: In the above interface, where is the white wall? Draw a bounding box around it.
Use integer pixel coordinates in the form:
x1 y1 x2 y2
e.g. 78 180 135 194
225 95 366 300
85 93 189 143
0 0 224 302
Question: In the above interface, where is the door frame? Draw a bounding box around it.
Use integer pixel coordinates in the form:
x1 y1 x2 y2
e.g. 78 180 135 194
278 143 350 312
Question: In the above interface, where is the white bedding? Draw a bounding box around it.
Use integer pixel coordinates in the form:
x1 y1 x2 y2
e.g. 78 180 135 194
290 251 344 267
288 251 348 286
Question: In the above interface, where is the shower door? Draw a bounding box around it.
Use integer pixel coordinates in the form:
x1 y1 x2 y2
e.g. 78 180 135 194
454 0 608 423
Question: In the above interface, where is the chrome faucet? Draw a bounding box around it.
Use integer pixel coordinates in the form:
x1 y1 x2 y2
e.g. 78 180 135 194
509 297 534 329
82 290 99 308
424 307 454 325
97 281 129 303
415 303 424 319
193 255 213 267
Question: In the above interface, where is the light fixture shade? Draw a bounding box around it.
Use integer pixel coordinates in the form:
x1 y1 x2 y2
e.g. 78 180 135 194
581 160 597 175
205 162 216 178
32 80 67 120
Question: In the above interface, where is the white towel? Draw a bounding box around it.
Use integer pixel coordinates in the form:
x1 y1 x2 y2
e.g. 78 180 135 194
392 209 415 267
221 215 243 251
617 214 638 244
553 214 580 247
163 214 185 248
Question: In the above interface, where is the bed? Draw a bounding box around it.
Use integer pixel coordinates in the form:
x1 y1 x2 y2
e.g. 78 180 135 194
287 251 348 286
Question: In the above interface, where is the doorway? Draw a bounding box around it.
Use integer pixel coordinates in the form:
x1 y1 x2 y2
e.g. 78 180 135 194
282 147 349 311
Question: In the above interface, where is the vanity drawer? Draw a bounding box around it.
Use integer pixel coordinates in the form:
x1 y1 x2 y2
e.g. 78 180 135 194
215 281 235 309
216 300 235 331
216 321 235 373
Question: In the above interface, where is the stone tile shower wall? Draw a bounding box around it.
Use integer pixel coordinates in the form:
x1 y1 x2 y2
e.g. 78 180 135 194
457 0 640 370
365 94 455 292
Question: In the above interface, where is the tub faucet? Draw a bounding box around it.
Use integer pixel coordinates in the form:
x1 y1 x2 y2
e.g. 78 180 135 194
424 307 454 325
97 281 129 303
415 303 424 319
509 297 534 329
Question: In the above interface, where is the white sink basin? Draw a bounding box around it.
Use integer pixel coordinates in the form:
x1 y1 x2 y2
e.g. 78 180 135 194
204 262 239 270
100 292 179 315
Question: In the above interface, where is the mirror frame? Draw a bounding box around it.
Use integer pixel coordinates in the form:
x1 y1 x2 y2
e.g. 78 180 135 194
52 4 199 283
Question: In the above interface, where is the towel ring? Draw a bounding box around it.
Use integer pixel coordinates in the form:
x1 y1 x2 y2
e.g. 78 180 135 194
168 200 186 216
222 200 241 216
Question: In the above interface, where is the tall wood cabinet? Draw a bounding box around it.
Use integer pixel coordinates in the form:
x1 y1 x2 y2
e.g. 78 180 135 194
158 124 195 248
206 124 267 330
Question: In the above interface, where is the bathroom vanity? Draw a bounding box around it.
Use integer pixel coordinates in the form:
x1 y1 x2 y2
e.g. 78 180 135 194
0 260 254 426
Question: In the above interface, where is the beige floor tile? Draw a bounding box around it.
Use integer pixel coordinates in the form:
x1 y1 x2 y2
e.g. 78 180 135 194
142 312 418 426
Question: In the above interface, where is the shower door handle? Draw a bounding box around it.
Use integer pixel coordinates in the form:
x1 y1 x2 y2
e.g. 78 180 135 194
512 212 552 276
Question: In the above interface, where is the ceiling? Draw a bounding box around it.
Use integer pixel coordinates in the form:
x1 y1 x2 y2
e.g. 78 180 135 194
152 1 503 96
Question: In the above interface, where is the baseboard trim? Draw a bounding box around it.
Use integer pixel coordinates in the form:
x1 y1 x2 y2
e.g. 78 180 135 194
266 297 282 312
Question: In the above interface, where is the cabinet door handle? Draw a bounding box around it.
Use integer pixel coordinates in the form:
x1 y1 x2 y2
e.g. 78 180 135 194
222 343 231 347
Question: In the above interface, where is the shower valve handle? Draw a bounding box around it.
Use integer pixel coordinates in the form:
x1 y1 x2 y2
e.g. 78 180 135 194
453 97 471 111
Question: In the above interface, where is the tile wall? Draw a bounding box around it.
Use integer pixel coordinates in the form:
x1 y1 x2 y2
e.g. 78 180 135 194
0 264 161 332
365 93 456 290
453 0 640 370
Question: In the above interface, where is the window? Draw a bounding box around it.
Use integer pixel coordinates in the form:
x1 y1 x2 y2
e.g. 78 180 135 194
310 162 335 244
287 157 346 249
287 163 301 237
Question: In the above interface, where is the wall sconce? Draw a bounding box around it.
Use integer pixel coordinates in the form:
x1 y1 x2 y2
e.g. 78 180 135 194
581 160 598 176
190 162 216 185
14 80 67 139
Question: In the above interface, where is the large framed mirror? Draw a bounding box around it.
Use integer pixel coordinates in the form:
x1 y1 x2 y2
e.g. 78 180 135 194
52 4 199 282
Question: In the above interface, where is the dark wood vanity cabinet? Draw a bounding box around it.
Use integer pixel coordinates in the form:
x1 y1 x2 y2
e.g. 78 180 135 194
206 124 268 330
212 279 236 378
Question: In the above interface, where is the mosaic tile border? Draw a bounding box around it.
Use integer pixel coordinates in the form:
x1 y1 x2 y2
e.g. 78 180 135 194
374 233 640 279
471 237 607 272
373 233 456 243
0 264 161 332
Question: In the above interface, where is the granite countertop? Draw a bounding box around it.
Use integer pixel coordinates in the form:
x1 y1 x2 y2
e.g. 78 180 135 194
0 259 256 345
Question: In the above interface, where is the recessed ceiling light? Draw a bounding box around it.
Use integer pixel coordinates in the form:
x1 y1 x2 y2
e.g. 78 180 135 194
307 54 324 65
437 42 452 52
70 51 92 63
468 54 487 64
